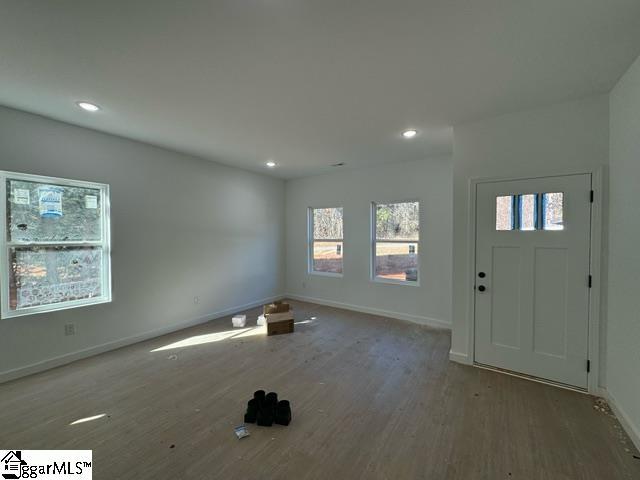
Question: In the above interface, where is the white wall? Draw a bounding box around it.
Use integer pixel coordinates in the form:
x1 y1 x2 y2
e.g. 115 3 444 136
285 157 452 328
0 106 285 381
607 54 640 446
450 95 609 365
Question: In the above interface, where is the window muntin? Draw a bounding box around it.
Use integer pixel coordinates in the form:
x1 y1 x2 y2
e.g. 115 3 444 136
309 207 343 275
373 201 419 284
1 171 111 318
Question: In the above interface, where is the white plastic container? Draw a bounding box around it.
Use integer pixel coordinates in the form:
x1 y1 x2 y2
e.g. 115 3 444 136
257 314 266 326
232 315 246 328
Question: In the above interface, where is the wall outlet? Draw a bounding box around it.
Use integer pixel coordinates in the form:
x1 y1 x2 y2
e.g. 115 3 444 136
64 323 76 336
194 296 200 304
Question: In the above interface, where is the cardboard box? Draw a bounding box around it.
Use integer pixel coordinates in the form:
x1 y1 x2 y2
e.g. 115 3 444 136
266 311 293 322
263 302 290 315
266 311 294 336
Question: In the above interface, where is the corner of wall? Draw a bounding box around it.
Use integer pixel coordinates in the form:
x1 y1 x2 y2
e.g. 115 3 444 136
605 389 640 451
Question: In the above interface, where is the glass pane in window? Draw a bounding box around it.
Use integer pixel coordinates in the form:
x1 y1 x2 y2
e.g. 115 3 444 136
375 202 419 241
312 241 343 274
518 194 537 231
543 192 564 231
495 196 514 231
9 246 103 311
313 208 343 240
7 179 103 243
375 242 418 282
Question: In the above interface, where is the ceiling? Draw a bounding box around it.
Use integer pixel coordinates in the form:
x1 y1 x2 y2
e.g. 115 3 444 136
1 0 640 179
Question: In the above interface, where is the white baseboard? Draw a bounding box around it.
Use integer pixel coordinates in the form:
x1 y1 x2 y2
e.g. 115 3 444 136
285 293 451 330
0 294 284 384
449 350 470 364
593 386 608 398
604 389 640 452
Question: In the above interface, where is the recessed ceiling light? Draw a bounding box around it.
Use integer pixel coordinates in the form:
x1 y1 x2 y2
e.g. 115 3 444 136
266 161 277 168
402 129 418 139
76 101 100 112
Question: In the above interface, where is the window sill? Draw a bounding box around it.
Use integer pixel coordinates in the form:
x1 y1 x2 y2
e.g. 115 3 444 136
1 296 112 319
371 277 420 287
308 271 343 278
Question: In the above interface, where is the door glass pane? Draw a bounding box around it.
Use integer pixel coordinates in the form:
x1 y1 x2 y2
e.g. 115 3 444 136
495 196 514 231
7 179 103 243
9 246 103 311
542 192 564 231
518 194 538 231
374 242 418 282
312 241 343 274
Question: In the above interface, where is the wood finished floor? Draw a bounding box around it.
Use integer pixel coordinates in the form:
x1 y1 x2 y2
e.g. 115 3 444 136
1 300 639 480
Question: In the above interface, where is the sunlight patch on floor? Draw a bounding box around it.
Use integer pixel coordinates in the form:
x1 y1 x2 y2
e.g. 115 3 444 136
70 414 107 425
232 326 267 339
150 326 267 352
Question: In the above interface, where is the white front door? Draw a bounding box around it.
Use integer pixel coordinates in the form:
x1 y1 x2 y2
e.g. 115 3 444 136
474 174 592 389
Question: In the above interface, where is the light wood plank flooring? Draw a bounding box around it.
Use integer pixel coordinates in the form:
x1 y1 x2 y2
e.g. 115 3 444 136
1 300 639 479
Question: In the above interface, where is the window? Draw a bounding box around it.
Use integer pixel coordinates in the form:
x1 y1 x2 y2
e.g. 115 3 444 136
495 196 515 231
309 207 343 275
1 171 111 318
542 192 564 230
518 194 538 231
495 192 564 232
372 201 419 284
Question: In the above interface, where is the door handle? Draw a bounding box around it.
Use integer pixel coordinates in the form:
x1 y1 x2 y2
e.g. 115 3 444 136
478 285 486 292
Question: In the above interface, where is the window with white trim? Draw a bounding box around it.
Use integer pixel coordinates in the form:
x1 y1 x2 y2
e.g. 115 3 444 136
1 171 111 318
372 201 419 284
308 207 343 275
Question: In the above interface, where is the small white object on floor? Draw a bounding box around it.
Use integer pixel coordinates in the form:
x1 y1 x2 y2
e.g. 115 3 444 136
234 425 250 439
257 314 266 326
232 315 246 327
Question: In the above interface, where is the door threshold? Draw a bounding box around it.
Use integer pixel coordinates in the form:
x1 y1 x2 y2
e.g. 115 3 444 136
473 362 589 394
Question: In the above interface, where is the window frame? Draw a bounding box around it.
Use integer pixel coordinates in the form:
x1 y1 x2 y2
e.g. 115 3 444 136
0 170 112 319
370 200 421 287
307 206 344 278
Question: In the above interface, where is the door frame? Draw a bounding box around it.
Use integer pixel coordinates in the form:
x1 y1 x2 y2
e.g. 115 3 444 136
464 167 606 394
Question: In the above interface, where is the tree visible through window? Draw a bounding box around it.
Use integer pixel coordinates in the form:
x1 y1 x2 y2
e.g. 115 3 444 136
495 192 564 231
309 207 343 275
373 201 419 283
542 193 564 230
1 171 111 318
